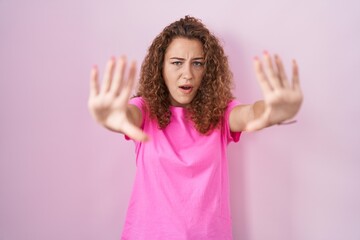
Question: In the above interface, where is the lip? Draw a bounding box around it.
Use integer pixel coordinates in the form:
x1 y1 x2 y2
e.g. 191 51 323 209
178 85 193 94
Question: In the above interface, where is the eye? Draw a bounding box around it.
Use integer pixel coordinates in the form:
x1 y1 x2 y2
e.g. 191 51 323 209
171 61 182 66
193 61 204 67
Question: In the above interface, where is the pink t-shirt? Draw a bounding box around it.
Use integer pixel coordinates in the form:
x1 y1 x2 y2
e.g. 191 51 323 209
122 97 241 240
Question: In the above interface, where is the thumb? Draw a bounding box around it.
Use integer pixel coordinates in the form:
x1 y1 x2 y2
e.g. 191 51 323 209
122 122 150 142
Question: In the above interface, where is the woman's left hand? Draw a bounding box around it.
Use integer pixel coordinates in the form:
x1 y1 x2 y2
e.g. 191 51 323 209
245 52 303 131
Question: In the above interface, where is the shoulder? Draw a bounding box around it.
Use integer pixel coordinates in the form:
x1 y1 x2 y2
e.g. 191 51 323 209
129 96 150 114
128 96 150 128
225 99 241 118
223 99 242 142
129 96 145 107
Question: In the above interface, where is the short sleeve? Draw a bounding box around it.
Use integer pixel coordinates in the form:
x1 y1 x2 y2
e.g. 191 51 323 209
124 97 147 141
128 97 146 117
224 99 241 143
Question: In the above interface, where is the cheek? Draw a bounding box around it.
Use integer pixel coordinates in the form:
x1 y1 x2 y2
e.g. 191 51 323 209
163 75 174 91
164 71 178 87
195 67 205 76
162 70 171 87
196 71 205 85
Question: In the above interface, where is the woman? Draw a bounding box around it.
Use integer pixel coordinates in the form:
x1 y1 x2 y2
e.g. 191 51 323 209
88 16 302 240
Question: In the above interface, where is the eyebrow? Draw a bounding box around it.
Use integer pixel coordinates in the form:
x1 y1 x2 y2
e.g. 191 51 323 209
169 57 204 60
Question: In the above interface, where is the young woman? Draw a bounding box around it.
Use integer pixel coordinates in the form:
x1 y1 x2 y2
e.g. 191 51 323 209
88 16 303 240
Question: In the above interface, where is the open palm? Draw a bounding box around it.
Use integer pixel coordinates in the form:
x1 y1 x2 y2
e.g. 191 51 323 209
88 57 148 141
245 53 303 131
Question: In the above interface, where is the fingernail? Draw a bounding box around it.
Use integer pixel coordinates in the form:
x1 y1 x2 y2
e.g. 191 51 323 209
253 56 259 61
92 64 98 69
263 50 269 55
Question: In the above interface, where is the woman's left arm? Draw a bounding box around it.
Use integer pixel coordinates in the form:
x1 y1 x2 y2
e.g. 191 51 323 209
229 52 303 132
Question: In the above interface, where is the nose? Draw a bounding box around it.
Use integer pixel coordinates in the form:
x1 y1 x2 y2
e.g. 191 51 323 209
182 62 193 80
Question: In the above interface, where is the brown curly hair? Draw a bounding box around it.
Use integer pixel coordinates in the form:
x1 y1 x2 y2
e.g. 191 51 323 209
137 15 234 134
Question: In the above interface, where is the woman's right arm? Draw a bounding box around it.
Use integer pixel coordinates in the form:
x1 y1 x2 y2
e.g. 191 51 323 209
88 56 149 142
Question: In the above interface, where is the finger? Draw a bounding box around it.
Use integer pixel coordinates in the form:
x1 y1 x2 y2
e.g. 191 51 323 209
274 54 290 88
125 61 137 95
263 51 282 89
122 121 149 142
254 57 272 93
89 65 99 98
292 59 301 90
100 56 116 94
117 61 137 104
110 56 127 95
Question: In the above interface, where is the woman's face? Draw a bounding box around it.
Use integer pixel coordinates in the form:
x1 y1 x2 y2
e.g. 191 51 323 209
162 37 205 107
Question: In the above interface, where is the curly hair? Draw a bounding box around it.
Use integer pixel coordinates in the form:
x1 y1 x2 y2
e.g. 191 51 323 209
137 15 234 134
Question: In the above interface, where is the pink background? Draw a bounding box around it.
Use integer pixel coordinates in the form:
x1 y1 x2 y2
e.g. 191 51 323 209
1 0 359 239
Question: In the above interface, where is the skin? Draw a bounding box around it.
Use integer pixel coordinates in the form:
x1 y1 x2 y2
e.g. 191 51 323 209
229 52 303 131
162 38 205 107
88 57 147 141
88 38 303 141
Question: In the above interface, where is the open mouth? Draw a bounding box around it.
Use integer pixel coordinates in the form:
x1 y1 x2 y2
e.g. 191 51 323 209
179 86 192 90
179 85 193 94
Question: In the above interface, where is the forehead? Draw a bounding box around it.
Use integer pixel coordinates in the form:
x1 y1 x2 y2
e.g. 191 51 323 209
165 37 204 57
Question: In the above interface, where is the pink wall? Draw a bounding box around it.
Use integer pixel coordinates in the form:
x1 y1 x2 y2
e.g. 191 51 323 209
1 0 359 239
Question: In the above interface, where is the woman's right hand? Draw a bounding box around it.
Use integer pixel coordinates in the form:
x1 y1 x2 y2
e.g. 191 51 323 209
88 56 149 141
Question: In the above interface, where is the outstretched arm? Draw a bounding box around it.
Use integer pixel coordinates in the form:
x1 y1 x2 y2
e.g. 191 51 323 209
230 52 303 132
88 56 149 141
